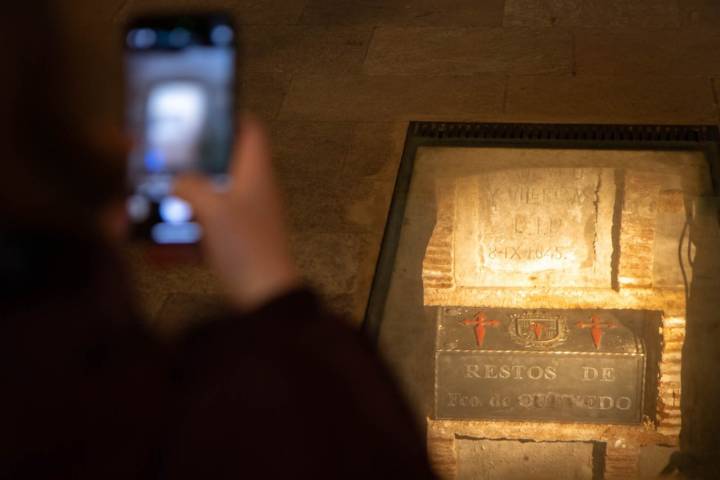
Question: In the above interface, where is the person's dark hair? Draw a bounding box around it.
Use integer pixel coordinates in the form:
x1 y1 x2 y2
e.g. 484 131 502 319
1 2 125 235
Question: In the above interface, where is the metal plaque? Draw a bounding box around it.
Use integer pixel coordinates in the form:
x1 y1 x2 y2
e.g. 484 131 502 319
434 307 649 424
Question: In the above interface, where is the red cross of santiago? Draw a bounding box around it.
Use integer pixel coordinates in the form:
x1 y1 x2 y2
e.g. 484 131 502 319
462 312 500 347
576 314 616 350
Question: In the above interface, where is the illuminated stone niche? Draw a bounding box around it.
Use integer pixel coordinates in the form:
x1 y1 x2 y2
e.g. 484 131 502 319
423 164 689 479
424 166 687 301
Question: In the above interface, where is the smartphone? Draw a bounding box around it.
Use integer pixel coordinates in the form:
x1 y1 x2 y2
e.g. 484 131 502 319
124 13 236 244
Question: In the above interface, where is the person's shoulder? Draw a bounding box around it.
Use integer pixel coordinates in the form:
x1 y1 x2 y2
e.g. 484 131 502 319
184 288 357 341
170 287 377 387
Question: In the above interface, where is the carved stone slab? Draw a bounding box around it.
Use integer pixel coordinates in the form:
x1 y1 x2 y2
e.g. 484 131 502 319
435 306 648 424
423 168 616 296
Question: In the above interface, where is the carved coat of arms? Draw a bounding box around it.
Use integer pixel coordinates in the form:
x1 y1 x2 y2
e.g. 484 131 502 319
508 311 568 349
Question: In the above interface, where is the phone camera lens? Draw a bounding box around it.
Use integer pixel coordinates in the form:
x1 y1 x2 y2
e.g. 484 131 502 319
211 25 233 46
168 28 191 48
160 196 193 224
127 28 156 49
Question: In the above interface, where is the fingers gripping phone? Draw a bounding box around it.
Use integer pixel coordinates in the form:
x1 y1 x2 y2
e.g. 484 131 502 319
124 13 236 244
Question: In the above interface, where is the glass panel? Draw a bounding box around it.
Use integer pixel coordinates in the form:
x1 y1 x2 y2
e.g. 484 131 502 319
377 146 719 429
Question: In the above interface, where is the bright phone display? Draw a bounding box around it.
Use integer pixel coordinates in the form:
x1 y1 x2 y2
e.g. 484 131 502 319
124 13 235 244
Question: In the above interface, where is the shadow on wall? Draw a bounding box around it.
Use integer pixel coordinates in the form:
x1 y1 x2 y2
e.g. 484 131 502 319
679 196 720 479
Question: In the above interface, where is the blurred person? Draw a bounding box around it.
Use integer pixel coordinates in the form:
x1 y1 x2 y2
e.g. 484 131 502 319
0 2 435 479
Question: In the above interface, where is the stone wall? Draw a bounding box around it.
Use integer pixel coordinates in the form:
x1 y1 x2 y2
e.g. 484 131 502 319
54 0 720 327
54 0 720 475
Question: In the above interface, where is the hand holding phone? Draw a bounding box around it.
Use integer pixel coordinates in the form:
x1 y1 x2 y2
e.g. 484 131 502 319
124 13 236 244
174 118 300 310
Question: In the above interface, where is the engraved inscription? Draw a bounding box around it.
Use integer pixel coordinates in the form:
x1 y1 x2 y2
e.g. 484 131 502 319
488 245 565 261
435 308 645 423
488 182 589 208
446 392 633 412
513 215 563 236
581 366 616 382
480 169 600 274
516 393 632 411
453 364 623 411
465 364 557 380
436 351 643 423
446 363 632 415
442 168 615 290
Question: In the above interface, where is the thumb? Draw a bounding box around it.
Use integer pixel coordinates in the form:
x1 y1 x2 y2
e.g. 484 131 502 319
232 116 274 193
173 174 220 221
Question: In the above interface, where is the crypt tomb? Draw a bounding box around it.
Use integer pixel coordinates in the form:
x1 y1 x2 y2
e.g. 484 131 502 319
371 123 720 480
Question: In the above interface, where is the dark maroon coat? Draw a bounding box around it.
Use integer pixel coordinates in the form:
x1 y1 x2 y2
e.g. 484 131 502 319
0 232 435 479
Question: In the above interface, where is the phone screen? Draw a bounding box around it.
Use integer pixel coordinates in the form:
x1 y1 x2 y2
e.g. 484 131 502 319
124 14 235 244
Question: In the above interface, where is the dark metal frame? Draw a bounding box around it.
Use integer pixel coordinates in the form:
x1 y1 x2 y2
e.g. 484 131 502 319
361 121 720 343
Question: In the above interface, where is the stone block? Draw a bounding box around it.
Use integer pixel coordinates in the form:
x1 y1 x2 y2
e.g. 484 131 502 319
269 121 352 178
290 232 372 298
505 75 717 124
120 0 307 25
351 235 384 322
345 178 395 233
424 164 615 292
575 29 720 76
504 0 680 27
232 0 308 25
605 443 640 480
300 0 505 27
282 175 392 234
242 26 373 74
56 0 127 26
415 146 702 308
279 74 506 122
680 0 720 27
53 2 124 121
456 438 594 480
239 72 292 121
120 0 236 22
618 171 661 288
320 227 385 324
321 292 359 322
658 190 685 214
344 122 408 178
638 445 675 479
282 176 351 233
365 27 572 76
